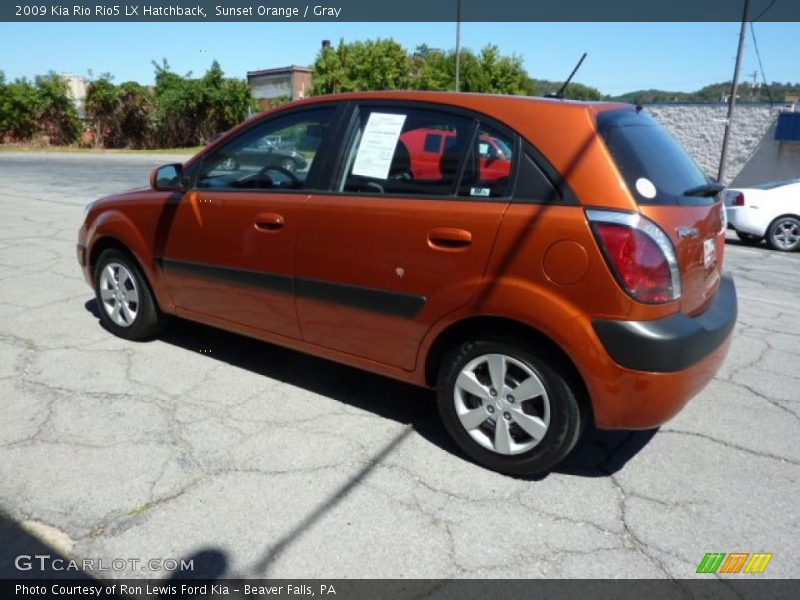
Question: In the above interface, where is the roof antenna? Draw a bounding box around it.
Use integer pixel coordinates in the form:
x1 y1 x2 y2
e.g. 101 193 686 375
547 52 588 99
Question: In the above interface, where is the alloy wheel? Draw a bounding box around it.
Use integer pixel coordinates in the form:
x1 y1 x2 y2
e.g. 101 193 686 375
453 353 550 455
98 261 139 327
771 218 800 250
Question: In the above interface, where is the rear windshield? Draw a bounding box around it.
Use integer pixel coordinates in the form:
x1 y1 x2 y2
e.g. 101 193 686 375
598 109 709 205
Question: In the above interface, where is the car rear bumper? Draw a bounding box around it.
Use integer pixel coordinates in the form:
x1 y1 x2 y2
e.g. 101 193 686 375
725 206 764 236
592 274 737 372
587 274 737 429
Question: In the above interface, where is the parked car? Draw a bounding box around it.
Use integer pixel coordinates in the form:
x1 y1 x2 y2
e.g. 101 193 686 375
216 138 309 176
723 179 800 251
399 128 512 181
78 92 736 476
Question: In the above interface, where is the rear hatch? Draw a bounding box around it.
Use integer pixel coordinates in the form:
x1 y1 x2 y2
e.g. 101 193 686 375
598 109 725 315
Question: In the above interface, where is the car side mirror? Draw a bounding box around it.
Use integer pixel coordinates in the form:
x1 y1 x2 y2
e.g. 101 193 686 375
150 163 186 191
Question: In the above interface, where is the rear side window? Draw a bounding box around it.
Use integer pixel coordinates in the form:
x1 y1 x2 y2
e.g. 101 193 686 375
457 125 515 198
337 107 515 199
338 107 475 197
598 109 708 205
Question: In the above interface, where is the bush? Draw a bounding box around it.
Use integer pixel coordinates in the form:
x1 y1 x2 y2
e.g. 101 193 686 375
0 71 81 144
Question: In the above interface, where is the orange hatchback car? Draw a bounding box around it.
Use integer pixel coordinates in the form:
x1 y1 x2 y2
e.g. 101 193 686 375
78 92 736 476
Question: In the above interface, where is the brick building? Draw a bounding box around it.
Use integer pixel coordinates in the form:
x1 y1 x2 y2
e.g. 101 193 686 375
246 66 313 110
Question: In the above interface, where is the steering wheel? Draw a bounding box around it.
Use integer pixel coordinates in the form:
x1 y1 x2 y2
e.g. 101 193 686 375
364 181 385 194
255 165 301 187
389 171 413 182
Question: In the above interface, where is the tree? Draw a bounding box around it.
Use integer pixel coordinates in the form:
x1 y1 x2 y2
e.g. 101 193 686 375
312 41 347 94
85 77 120 147
312 39 410 95
312 39 534 96
560 82 603 101
456 45 534 95
34 73 82 145
117 82 155 149
152 59 255 147
409 45 452 91
0 75 41 141
534 79 603 101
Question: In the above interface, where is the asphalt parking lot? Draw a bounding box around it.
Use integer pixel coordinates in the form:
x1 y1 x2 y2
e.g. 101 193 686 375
0 151 798 579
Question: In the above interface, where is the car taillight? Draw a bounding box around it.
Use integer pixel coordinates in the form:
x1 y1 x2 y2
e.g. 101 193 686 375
732 192 745 206
587 209 681 304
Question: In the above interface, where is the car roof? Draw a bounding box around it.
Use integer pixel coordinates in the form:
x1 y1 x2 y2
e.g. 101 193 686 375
291 89 628 115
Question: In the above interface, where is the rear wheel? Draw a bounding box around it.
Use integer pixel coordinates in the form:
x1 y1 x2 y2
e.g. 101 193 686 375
735 231 764 245
766 216 800 252
93 249 165 340
436 339 582 477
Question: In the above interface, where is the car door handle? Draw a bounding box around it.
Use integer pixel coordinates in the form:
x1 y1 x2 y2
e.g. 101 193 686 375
428 227 473 250
254 213 285 232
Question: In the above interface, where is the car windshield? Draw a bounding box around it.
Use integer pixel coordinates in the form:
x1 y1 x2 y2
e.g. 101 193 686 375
598 109 709 205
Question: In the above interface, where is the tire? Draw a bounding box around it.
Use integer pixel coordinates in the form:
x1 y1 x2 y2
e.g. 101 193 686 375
93 249 166 341
735 231 764 245
766 216 800 252
436 339 582 477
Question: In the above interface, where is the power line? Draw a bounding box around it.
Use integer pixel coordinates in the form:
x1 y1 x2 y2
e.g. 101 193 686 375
750 22 775 104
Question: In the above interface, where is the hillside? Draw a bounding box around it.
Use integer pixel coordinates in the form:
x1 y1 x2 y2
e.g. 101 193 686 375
609 81 800 104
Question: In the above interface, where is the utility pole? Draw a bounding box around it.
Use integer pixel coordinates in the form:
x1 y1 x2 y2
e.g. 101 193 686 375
455 0 461 92
718 0 750 183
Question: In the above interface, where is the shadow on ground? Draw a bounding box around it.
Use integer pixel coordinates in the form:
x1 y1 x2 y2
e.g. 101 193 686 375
85 299 655 481
3 302 659 583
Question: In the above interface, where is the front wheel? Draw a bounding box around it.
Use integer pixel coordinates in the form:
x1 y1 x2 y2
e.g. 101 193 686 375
94 249 166 340
436 340 582 477
766 216 800 252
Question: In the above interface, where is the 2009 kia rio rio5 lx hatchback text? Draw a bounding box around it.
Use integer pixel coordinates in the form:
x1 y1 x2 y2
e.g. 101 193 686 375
77 91 737 476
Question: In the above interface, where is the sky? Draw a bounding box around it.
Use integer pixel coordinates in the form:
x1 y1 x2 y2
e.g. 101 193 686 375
0 21 797 95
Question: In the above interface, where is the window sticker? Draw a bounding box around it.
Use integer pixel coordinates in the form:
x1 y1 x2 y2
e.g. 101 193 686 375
478 142 490 156
351 113 407 180
470 187 491 197
635 177 657 199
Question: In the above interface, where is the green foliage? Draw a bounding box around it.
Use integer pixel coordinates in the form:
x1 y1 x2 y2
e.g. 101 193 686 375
313 39 410 95
83 60 256 149
86 77 120 147
408 45 452 91
117 82 155 149
0 75 40 141
151 59 256 147
532 79 603 101
312 39 535 96
33 73 82 144
0 72 80 143
453 45 534 95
